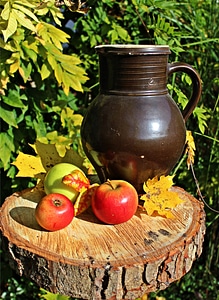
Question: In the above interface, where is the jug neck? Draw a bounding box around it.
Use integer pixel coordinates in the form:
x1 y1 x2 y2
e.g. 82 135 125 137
96 45 171 96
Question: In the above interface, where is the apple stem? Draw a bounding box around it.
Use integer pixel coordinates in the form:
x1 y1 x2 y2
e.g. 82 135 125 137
53 199 62 207
106 179 115 190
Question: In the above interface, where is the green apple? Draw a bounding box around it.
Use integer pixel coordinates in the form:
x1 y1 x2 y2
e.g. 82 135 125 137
44 163 85 202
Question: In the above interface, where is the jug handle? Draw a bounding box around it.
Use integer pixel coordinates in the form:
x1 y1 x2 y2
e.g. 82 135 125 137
168 62 202 122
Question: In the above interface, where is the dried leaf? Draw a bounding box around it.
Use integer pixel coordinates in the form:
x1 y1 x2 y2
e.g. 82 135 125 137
62 170 90 193
140 175 183 218
185 130 196 169
74 184 99 216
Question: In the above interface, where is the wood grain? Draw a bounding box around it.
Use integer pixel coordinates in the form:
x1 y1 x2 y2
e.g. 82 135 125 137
0 187 205 300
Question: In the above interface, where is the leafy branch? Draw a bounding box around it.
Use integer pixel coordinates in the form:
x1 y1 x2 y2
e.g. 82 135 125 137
0 0 88 95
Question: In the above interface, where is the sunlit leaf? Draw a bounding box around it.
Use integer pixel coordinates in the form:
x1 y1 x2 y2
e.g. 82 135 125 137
66 71 84 92
47 52 57 69
11 151 46 178
9 59 20 73
45 22 70 42
31 140 84 172
49 7 64 26
62 70 70 94
60 107 74 127
11 141 86 191
1 1 10 20
36 22 70 50
61 62 83 75
1 10 18 42
43 131 72 157
41 63 51 80
57 54 81 64
12 3 39 22
140 175 183 218
54 63 63 85
72 114 83 126
14 0 36 9
185 130 196 169
60 108 83 128
193 106 209 134
19 61 32 82
13 9 36 32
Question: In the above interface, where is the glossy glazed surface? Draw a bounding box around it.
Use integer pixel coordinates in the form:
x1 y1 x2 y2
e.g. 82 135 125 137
81 45 201 192
81 94 186 192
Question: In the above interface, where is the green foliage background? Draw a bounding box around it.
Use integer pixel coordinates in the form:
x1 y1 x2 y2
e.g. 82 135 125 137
0 0 218 299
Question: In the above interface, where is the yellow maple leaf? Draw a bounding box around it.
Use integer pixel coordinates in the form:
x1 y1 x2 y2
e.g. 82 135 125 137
185 130 196 169
143 175 174 193
30 140 84 172
12 141 86 187
11 152 46 178
140 175 183 218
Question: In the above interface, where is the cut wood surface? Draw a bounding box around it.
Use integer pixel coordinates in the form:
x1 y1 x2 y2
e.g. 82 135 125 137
0 187 205 300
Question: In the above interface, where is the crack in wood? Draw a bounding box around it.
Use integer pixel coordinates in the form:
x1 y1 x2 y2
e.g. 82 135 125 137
142 263 149 285
101 263 111 299
8 242 24 276
163 255 173 280
156 260 165 290
121 266 127 298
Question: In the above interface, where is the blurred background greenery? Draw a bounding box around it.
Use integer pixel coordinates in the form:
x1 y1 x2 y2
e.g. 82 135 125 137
0 0 218 299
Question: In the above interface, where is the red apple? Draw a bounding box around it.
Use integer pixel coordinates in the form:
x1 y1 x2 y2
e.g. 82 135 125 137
35 193 74 231
91 180 138 224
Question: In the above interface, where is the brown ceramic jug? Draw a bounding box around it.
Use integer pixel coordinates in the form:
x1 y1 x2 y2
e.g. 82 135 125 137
81 45 202 193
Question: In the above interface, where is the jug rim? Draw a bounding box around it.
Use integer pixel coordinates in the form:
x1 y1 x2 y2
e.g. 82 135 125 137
95 44 171 55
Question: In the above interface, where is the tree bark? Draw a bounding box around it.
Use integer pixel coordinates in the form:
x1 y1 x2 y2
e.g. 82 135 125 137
0 187 205 300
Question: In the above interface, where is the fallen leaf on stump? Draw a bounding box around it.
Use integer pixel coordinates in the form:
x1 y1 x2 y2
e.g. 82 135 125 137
74 184 99 216
140 175 183 219
62 169 90 193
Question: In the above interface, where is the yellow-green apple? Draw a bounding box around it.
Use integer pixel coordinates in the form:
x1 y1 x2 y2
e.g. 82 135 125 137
44 163 86 202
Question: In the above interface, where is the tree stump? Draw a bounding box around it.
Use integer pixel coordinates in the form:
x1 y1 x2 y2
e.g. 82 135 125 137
0 187 205 300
